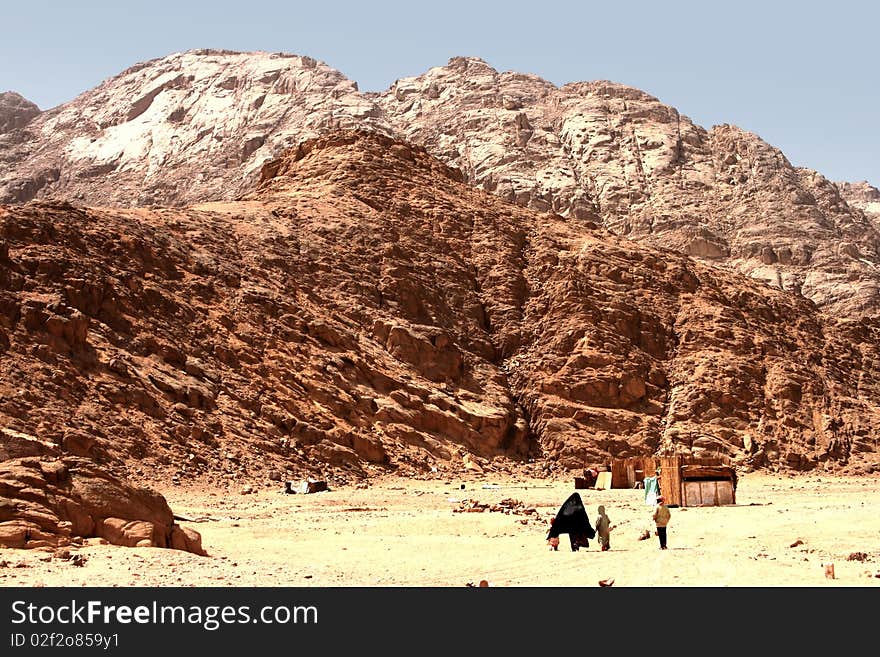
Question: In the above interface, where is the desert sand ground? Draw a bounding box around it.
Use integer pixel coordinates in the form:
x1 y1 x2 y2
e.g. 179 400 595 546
2 471 879 587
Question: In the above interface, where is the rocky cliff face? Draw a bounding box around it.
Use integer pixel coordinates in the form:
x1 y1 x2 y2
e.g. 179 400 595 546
2 51 877 320
2 130 878 483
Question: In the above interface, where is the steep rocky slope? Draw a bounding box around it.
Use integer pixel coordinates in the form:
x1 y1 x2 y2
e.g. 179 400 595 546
2 131 877 488
2 51 878 320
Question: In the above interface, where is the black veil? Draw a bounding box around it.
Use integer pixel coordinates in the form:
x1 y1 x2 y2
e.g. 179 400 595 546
546 492 595 551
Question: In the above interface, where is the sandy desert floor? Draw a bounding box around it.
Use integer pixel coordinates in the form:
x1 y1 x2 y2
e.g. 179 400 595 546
2 471 879 588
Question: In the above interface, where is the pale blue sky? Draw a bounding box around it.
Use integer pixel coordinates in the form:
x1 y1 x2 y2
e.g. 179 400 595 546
2 0 876 186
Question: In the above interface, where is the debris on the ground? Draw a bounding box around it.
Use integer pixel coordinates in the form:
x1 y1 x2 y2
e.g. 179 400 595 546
790 539 804 548
452 498 539 520
847 552 868 561
285 479 328 494
173 515 218 523
598 578 615 587
462 455 483 474
455 500 487 513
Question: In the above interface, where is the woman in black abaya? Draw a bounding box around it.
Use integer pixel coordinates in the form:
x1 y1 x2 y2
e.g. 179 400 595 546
546 492 595 551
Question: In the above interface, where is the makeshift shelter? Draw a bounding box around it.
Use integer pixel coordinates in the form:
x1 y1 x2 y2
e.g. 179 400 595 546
610 456 658 490
574 466 609 490
608 455 737 507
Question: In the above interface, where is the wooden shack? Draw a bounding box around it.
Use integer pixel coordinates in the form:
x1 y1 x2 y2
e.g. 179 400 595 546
610 457 657 489
608 455 737 507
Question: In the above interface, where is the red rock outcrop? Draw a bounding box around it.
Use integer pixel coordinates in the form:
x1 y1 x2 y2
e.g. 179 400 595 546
0 432 204 553
2 130 878 484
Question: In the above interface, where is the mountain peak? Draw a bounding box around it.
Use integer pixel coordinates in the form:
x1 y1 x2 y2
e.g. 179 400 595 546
256 129 463 198
0 91 41 132
445 55 497 71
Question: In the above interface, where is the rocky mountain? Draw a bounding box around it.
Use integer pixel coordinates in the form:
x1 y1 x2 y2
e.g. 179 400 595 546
2 50 878 321
380 59 880 321
2 130 878 492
